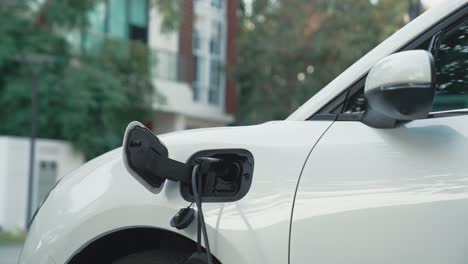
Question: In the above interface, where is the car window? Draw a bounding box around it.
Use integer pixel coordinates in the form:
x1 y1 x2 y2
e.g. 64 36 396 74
433 20 468 111
340 19 468 116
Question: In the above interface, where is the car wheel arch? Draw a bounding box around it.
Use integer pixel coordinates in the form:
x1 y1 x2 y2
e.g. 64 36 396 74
67 226 222 264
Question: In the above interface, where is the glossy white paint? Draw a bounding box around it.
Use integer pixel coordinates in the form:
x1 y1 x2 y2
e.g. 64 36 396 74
287 0 466 121
365 50 433 92
291 116 468 263
20 1 468 264
20 121 333 264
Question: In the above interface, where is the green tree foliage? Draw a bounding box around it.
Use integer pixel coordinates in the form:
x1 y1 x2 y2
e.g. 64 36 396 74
152 0 182 32
236 0 410 124
0 1 155 159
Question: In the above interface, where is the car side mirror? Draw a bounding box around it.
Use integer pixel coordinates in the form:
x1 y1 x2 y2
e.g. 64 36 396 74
362 50 436 128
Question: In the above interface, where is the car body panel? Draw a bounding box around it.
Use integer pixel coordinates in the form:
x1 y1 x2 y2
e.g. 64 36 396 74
291 115 468 263
20 121 333 264
20 1 468 263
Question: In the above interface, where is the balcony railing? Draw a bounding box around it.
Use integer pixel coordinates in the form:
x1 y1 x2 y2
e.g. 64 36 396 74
150 49 189 82
72 30 189 83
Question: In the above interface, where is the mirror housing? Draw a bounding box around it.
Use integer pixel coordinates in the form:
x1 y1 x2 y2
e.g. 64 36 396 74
362 50 436 128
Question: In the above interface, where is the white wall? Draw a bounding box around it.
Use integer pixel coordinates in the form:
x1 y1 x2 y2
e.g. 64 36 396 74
153 112 185 135
153 79 233 132
0 138 8 230
148 6 179 52
2 137 29 231
0 136 84 231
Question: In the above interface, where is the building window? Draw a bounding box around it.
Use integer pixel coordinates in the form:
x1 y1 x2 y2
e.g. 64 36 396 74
84 0 149 42
192 6 226 108
193 30 201 51
129 0 149 43
193 55 205 101
209 59 222 105
36 161 58 209
211 0 223 9
108 0 128 38
152 50 179 81
210 21 223 55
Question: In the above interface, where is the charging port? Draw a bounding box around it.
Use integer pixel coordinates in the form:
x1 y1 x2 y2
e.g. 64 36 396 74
181 149 254 203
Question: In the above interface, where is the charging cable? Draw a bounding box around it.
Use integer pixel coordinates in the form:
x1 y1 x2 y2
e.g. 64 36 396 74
191 157 222 264
172 158 221 264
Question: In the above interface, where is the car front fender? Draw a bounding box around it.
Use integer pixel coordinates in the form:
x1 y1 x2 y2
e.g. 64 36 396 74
20 121 333 264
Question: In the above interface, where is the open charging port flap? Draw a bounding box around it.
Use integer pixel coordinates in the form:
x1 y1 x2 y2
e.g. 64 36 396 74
181 149 254 203
123 122 254 201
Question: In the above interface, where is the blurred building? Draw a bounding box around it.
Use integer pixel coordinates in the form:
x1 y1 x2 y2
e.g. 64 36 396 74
0 137 84 231
0 0 238 231
80 0 238 134
150 0 237 133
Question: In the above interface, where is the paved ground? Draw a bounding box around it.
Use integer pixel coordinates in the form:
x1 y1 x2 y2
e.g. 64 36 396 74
0 245 22 264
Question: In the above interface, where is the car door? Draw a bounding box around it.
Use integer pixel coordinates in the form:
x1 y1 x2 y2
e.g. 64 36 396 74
291 13 468 264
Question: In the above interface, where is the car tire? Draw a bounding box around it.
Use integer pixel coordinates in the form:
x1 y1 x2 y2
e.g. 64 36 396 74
112 249 192 264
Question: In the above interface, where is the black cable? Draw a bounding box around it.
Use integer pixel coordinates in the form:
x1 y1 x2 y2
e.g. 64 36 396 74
192 164 214 264
197 200 201 253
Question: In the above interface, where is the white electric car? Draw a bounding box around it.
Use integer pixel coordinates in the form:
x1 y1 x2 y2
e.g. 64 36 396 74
20 1 468 263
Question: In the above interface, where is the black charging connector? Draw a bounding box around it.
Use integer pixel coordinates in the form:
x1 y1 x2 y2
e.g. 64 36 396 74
181 157 222 264
123 122 242 264
170 203 195 230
